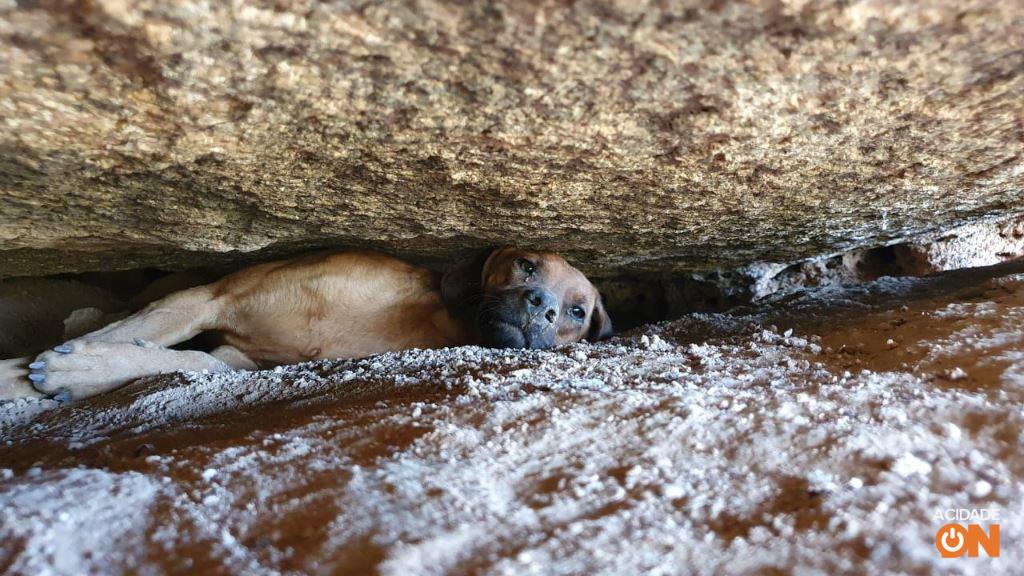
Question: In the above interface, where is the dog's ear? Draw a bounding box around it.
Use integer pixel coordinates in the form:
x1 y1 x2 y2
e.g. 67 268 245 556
441 247 497 318
586 293 613 341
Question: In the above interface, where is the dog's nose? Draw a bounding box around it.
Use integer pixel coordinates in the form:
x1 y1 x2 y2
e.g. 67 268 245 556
523 289 558 324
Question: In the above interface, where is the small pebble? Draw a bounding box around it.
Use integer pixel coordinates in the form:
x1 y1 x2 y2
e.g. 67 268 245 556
133 443 156 458
941 367 968 381
972 480 992 498
663 484 686 499
892 453 931 477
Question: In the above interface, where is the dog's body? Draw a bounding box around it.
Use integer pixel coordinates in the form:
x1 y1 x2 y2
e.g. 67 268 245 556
211 250 468 365
0 248 610 401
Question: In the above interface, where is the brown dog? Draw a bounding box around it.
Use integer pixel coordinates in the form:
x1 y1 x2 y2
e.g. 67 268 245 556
0 247 611 400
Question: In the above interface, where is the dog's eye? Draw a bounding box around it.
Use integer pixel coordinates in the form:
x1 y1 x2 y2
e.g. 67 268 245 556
517 259 536 275
569 306 586 320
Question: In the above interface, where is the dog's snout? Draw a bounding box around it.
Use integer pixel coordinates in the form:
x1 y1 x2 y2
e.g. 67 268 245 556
523 289 558 324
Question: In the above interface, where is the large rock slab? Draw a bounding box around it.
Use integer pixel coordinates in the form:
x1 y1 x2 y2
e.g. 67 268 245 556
1 0 1022 277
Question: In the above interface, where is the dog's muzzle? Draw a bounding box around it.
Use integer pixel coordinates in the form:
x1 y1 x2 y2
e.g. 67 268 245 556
479 288 559 349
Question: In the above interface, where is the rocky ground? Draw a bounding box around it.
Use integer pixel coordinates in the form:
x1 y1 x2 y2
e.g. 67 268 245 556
1 261 1022 574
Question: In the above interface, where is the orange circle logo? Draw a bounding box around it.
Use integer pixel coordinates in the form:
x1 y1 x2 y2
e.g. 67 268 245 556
936 524 968 558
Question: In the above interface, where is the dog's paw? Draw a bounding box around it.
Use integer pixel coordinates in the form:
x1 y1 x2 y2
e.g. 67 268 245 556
28 340 150 400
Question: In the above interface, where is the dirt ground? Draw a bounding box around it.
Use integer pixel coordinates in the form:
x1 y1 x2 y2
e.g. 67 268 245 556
1 261 1022 575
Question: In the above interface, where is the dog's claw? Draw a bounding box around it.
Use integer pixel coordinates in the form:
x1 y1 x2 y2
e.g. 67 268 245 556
28 361 45 370
52 390 72 403
54 344 73 354
28 373 46 383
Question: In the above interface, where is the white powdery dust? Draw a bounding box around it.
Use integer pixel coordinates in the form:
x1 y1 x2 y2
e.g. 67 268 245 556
0 469 160 575
0 267 1022 574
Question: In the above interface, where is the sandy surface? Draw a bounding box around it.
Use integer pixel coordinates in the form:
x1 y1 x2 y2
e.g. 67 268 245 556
2 262 1023 575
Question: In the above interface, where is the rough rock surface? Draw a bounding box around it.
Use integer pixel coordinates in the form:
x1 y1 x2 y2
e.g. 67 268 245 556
595 215 1024 326
894 215 1024 276
1 0 1022 277
686 215 1024 306
2 260 1022 574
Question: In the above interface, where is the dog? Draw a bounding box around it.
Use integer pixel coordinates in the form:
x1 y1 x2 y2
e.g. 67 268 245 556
0 247 611 401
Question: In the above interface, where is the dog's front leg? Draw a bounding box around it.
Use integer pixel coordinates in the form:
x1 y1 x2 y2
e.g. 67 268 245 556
24 341 237 400
72 285 223 347
11 285 235 400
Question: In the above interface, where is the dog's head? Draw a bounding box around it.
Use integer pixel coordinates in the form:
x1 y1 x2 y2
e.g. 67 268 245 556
441 247 612 349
